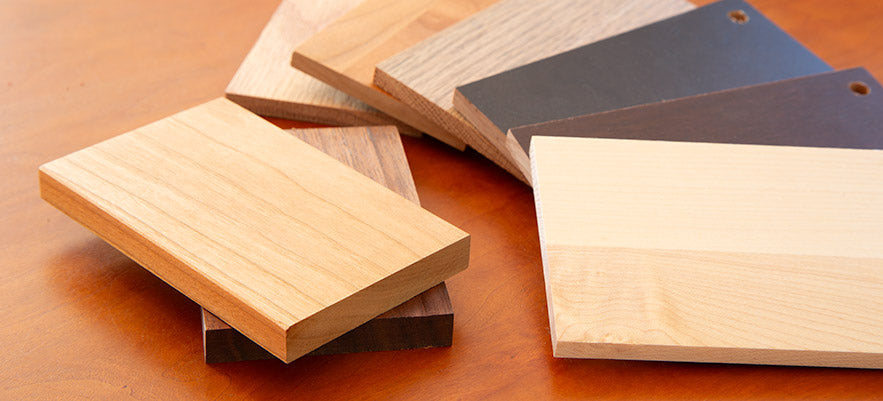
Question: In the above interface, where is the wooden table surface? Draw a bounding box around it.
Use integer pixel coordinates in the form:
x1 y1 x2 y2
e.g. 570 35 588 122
2 0 881 399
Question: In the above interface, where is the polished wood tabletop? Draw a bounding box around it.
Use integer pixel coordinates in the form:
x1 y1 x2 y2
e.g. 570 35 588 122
2 0 882 399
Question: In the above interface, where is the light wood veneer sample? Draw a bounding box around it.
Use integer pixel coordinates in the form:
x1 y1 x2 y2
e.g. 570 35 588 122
290 0 503 150
375 0 695 182
531 136 883 368
39 98 470 363
202 125 454 363
454 0 831 181
226 0 417 134
508 68 883 181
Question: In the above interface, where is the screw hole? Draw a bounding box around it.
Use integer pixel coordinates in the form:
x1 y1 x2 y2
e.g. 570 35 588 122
728 10 749 24
850 81 870 96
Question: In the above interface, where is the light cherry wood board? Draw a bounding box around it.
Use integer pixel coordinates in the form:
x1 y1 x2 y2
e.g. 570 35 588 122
453 0 832 180
531 136 883 368
374 0 695 182
225 0 419 135
39 98 470 363
507 68 883 180
202 125 454 363
290 0 505 150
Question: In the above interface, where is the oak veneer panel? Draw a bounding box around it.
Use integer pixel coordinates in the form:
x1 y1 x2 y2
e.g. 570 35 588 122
375 0 695 182
508 68 883 180
225 0 418 135
38 98 470 363
531 136 883 368
454 0 832 170
202 125 454 363
290 0 501 150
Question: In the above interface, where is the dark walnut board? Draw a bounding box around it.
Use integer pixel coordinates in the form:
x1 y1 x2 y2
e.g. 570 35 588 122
507 68 883 177
202 126 454 363
453 0 832 181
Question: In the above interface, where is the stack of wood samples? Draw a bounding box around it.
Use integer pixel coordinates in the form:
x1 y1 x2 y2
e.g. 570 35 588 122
38 0 883 372
39 98 470 363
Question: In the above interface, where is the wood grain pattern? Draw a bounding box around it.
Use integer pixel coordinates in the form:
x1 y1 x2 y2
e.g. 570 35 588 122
453 0 831 171
531 136 883 368
507 68 883 180
202 125 453 363
290 0 502 149
375 0 695 183
6 0 883 398
38 98 470 363
225 0 419 134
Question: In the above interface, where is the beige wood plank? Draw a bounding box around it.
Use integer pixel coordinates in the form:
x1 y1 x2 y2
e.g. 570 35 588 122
225 0 419 135
530 136 883 368
39 98 470 363
374 0 694 182
290 0 504 149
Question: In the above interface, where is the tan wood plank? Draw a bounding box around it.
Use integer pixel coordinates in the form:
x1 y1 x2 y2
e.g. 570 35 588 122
225 0 419 135
530 136 883 368
39 98 470 363
374 0 695 182
202 125 454 363
290 0 504 149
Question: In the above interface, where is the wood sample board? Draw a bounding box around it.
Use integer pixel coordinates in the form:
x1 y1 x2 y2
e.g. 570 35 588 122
290 0 506 149
226 0 416 134
531 137 883 368
203 125 454 363
375 0 695 182
454 0 832 174
39 98 470 363
508 68 883 180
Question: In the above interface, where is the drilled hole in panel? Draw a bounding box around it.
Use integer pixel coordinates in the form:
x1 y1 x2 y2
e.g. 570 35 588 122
850 81 870 96
728 10 749 24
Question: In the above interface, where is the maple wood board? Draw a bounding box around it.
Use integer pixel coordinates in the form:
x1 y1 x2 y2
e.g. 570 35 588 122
202 125 454 363
291 0 507 150
374 0 695 182
508 68 883 180
454 0 832 175
531 136 883 368
225 0 419 135
39 98 470 363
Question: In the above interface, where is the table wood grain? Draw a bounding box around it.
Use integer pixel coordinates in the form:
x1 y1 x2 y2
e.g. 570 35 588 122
2 0 882 399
